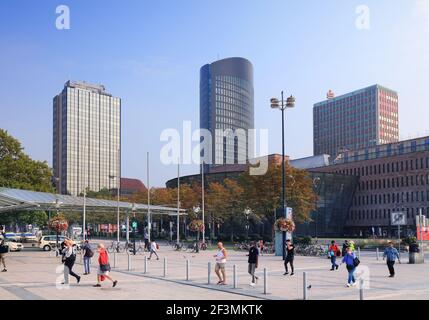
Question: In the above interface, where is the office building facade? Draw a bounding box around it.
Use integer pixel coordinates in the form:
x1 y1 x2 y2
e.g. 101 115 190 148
311 136 429 237
313 85 399 159
200 57 254 172
53 81 121 195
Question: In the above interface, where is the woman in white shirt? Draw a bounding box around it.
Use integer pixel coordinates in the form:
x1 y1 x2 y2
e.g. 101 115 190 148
213 242 227 285
148 241 159 260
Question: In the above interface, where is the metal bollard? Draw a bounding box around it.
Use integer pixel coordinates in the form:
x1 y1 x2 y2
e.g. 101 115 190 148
376 248 379 261
186 260 190 281
163 257 167 277
359 278 364 300
263 268 268 295
127 253 132 271
208 262 211 285
358 247 361 259
144 256 148 274
303 272 308 300
233 265 237 289
113 252 117 268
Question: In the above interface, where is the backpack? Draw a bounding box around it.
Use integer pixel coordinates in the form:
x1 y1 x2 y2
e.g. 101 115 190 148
86 247 94 258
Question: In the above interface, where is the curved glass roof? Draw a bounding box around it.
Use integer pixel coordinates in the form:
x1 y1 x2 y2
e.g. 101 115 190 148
0 188 185 215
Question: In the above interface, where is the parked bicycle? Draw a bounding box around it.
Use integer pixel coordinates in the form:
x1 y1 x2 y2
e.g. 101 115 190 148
295 244 327 257
107 241 125 253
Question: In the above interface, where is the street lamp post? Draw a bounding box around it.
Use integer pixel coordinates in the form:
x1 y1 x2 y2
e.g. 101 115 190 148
201 162 205 244
193 206 201 242
270 92 296 260
109 174 121 243
177 159 180 244
132 203 137 255
313 177 321 239
54 198 62 257
244 208 251 242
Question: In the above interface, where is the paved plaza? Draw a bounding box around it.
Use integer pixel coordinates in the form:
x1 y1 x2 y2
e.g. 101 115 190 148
0 241 428 300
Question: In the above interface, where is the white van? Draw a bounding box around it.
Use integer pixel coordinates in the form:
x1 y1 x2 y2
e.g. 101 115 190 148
39 235 76 251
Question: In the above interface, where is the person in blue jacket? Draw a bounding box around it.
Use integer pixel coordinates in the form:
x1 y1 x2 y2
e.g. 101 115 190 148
341 246 357 287
383 241 401 278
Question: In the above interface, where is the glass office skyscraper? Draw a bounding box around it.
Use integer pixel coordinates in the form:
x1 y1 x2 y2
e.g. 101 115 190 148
53 81 121 195
200 57 254 172
313 84 399 159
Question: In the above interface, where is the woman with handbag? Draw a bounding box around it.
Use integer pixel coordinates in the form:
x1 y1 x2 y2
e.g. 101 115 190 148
94 243 118 288
62 239 81 285
340 246 359 287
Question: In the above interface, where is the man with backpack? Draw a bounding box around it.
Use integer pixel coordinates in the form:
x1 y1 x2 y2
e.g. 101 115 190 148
328 240 340 271
82 240 94 275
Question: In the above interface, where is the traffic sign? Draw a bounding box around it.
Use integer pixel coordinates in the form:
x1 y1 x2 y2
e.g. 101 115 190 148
391 212 406 226
286 207 293 218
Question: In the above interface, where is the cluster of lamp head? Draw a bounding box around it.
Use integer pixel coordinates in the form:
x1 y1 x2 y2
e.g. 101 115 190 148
270 93 296 110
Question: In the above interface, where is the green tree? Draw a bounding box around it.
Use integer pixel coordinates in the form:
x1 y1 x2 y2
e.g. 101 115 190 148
0 128 53 192
240 162 317 225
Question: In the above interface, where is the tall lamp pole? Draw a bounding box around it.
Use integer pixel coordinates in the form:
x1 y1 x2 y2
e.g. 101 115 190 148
177 158 180 244
147 152 151 242
109 172 120 243
244 208 251 241
270 92 296 260
54 198 62 257
313 177 321 239
201 161 205 244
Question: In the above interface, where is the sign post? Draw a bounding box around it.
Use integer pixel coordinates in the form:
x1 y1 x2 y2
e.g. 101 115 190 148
391 212 406 256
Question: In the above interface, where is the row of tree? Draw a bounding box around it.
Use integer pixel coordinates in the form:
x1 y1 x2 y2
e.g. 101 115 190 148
0 128 318 241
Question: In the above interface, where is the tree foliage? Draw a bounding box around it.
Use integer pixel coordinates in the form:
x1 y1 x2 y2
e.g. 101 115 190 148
0 129 53 192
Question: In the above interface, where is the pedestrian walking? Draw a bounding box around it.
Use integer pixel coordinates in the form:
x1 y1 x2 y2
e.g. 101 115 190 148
144 230 149 252
148 240 159 260
247 241 259 286
341 246 359 287
0 226 7 272
61 239 81 285
283 239 295 276
341 240 349 257
93 243 118 288
214 242 227 285
82 240 94 275
328 240 340 271
383 241 401 278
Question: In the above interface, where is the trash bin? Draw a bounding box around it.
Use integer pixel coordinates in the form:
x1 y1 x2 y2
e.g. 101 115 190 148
409 243 424 264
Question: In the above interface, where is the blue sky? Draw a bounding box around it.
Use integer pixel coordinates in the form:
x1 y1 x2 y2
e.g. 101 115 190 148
1 0 429 187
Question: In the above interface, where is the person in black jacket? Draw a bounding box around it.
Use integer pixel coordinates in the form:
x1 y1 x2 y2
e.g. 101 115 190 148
283 240 295 276
0 226 7 272
247 242 259 286
342 240 349 257
61 239 81 285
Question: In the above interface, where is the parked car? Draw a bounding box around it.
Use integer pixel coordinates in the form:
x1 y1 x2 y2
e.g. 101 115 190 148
20 233 38 242
38 235 76 251
4 239 24 252
5 233 21 242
